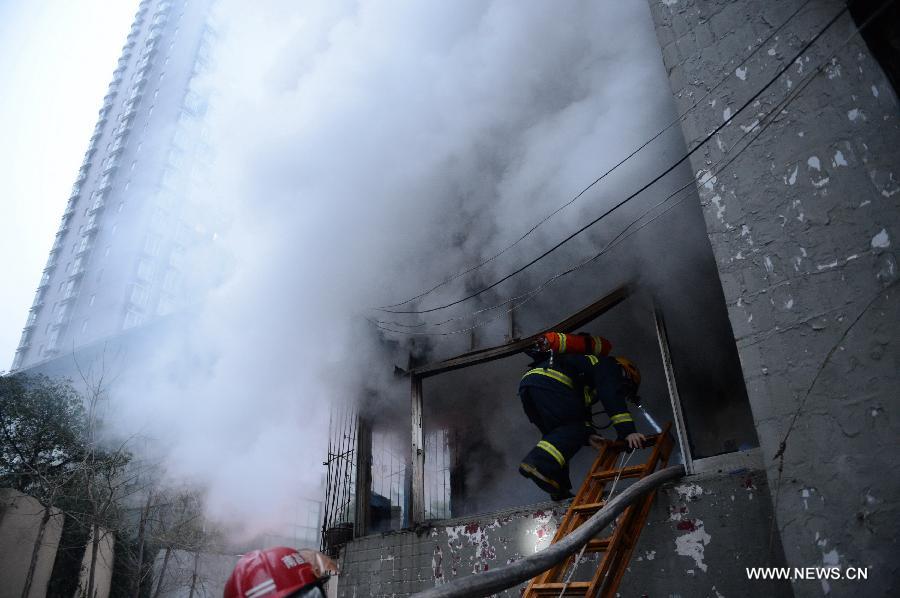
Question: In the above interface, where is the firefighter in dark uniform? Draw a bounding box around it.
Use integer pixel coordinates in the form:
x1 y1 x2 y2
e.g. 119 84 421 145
518 351 645 500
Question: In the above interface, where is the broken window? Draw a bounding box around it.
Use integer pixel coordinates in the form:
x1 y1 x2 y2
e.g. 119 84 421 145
336 270 758 540
407 284 758 522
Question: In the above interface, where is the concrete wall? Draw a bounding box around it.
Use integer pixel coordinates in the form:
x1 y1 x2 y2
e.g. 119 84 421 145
0 488 64 598
337 467 790 597
74 527 115 598
645 0 900 595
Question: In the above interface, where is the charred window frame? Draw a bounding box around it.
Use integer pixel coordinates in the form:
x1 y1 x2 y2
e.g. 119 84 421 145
405 286 662 525
338 282 758 538
403 284 758 525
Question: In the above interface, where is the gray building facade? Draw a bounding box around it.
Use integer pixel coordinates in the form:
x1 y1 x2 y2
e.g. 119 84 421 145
12 0 217 372
646 0 899 594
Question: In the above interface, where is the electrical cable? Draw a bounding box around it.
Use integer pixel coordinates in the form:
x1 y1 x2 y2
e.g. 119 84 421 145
374 4 850 316
372 91 793 337
370 180 695 333
374 0 816 311
374 178 689 331
375 140 758 332
368 176 704 336
371 6 864 339
373 0 888 337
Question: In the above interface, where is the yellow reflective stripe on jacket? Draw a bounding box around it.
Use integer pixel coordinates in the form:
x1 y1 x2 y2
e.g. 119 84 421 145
583 387 596 408
585 355 599 366
557 332 566 353
537 440 566 467
610 412 634 425
523 368 574 389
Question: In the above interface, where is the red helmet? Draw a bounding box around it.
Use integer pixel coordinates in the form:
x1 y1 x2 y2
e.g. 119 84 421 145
224 547 323 598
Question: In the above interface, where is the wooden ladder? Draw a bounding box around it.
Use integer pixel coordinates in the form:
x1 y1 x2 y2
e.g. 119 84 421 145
523 423 674 597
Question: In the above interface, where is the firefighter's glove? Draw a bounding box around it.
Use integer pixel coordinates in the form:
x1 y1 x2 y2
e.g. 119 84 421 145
625 433 646 451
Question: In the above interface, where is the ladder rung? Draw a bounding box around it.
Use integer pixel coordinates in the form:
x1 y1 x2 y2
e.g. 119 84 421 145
524 423 673 598
606 432 665 449
570 501 606 513
585 538 611 552
529 581 590 595
590 464 646 481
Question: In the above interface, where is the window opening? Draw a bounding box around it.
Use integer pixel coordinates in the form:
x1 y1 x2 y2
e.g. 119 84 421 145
404 284 757 524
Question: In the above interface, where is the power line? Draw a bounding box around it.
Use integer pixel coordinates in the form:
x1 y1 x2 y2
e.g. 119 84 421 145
372 6 871 337
374 4 850 316
372 167 738 335
371 171 719 336
374 0 816 311
372 180 696 334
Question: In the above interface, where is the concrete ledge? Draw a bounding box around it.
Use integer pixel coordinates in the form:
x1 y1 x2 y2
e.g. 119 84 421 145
336 468 789 597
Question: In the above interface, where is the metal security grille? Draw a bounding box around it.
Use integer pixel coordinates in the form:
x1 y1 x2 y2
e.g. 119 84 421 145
321 401 357 554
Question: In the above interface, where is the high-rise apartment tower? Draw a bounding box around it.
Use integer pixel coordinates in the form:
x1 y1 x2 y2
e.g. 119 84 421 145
12 0 217 371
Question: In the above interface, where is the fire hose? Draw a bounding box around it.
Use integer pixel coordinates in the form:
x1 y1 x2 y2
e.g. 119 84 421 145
410 464 686 598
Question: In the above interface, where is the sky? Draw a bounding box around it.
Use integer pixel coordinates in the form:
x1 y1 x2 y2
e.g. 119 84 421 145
0 0 140 370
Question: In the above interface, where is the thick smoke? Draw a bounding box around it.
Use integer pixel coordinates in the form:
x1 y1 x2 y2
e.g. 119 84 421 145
108 0 700 535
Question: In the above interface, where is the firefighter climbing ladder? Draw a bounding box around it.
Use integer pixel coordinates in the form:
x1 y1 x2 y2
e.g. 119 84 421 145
523 423 674 597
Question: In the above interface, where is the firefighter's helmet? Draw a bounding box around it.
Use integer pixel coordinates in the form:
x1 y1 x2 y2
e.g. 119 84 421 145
224 547 333 598
614 356 641 389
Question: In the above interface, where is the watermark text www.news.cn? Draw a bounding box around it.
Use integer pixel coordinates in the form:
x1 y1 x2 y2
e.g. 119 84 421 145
746 567 869 581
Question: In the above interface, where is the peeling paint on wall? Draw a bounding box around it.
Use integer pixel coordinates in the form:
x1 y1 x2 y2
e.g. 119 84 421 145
338 470 787 597
740 119 760 133
445 519 504 573
642 0 900 593
871 228 890 249
833 150 847 167
527 509 560 553
432 545 444 585
674 519 712 572
674 483 704 501
784 164 798 185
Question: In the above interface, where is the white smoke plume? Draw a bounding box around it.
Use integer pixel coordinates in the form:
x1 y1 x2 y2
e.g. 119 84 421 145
109 0 689 535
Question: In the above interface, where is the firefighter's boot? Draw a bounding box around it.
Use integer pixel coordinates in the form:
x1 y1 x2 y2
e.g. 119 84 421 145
519 440 572 500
